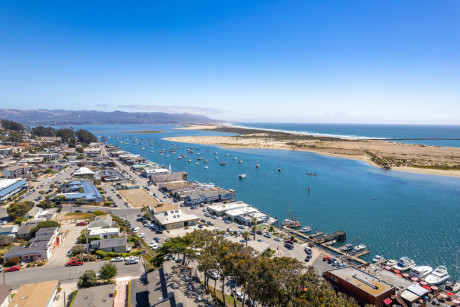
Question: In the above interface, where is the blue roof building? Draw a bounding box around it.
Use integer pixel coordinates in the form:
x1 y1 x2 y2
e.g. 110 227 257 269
51 181 103 203
0 178 28 202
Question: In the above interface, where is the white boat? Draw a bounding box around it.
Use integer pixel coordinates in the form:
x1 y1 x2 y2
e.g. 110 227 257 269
299 225 312 233
350 244 366 255
239 174 246 179
409 266 433 279
341 244 353 252
239 160 243 163
386 259 397 267
220 161 227 165
373 255 384 263
233 157 237 160
424 266 450 285
204 166 208 169
393 257 416 272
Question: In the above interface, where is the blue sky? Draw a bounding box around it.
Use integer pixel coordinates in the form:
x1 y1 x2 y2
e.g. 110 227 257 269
0 1 459 124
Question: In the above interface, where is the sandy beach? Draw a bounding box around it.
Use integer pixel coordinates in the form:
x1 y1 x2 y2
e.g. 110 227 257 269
164 125 460 178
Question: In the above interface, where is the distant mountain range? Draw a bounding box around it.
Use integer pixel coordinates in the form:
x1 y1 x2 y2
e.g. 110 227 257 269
0 109 222 125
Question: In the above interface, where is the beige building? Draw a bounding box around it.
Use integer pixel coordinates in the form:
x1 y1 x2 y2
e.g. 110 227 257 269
8 280 59 307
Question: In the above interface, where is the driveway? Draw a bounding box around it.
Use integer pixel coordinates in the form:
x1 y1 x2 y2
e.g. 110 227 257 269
46 223 83 267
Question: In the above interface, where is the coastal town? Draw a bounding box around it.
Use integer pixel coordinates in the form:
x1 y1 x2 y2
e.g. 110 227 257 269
0 119 458 307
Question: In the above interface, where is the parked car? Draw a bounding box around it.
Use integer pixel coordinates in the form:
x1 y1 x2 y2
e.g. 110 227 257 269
133 227 140 233
76 221 88 226
125 257 139 265
155 229 163 234
111 257 124 262
256 230 263 235
327 257 337 264
210 271 220 279
284 242 294 249
139 233 146 239
149 242 159 249
198 224 204 229
263 232 272 238
66 259 83 266
153 237 161 243
207 221 215 226
274 237 281 242
4 266 21 272
323 256 331 261
304 247 312 254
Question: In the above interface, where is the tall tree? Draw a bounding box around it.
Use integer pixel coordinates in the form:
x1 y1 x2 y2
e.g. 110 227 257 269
75 129 97 144
0 119 24 132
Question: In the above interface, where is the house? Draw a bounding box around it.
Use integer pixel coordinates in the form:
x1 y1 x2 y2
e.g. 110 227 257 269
87 214 113 229
17 224 35 239
8 280 59 307
0 178 28 202
25 206 58 221
153 209 199 230
73 167 95 178
0 226 18 238
88 227 120 239
1 165 30 179
90 237 130 253
3 227 60 262
72 284 115 307
0 285 12 307
50 181 103 204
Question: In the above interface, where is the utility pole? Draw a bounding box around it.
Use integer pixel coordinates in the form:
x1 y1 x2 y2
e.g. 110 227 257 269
2 269 5 285
86 230 89 262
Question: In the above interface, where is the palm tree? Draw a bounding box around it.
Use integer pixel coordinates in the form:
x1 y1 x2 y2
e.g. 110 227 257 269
242 231 250 247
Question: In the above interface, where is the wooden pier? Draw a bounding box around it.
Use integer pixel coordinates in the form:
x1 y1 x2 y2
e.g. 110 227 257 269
320 244 369 265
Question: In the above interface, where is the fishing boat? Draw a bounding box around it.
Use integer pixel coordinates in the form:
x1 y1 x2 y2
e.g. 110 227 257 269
393 257 416 272
425 266 450 285
409 266 433 279
386 259 397 267
373 255 384 263
256 164 260 168
233 157 237 160
198 157 203 160
239 174 246 179
187 159 191 162
325 240 337 246
239 160 243 164
220 161 227 165
341 244 353 252
299 225 312 233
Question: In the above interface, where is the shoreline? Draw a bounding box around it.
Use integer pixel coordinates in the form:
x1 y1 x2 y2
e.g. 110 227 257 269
166 124 460 178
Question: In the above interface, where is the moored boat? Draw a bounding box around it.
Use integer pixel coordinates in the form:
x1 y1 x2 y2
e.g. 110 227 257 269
350 244 366 255
425 266 450 285
393 257 416 272
341 244 353 252
409 266 433 279
373 255 384 263
299 225 312 233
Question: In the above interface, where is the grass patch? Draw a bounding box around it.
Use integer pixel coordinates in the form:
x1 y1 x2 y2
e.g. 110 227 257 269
208 286 242 307
63 212 93 220
69 290 78 307
264 248 276 258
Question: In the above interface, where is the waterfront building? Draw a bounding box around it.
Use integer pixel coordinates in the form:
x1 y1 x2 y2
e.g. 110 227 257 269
50 181 103 203
153 209 199 230
325 267 395 307
207 201 251 216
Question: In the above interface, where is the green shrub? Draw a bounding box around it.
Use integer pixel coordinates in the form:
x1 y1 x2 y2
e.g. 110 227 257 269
5 256 20 266
77 270 97 288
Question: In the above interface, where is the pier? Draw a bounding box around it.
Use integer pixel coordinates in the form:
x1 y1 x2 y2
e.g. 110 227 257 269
320 244 369 265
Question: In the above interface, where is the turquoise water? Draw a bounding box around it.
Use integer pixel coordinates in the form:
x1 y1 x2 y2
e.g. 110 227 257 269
83 124 460 275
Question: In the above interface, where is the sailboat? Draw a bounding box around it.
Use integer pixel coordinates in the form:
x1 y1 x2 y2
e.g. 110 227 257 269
445 246 460 293
282 210 301 228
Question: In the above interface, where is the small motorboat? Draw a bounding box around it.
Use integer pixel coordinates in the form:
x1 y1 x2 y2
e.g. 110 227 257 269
341 244 353 252
220 161 227 165
373 255 384 263
239 174 246 179
393 257 416 272
299 225 312 233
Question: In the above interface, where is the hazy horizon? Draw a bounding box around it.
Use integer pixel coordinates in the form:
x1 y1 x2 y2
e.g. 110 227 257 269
1 1 459 125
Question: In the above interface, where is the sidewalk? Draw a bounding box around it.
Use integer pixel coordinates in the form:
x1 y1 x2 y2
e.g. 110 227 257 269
114 277 130 307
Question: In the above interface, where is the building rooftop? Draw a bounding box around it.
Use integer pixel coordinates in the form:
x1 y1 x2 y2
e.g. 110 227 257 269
73 167 95 176
0 179 27 197
155 210 199 225
92 237 127 249
88 227 119 236
208 201 250 212
328 267 394 297
72 284 115 307
8 280 59 307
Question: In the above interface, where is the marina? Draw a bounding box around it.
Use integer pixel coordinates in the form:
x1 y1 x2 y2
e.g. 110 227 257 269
89 124 460 283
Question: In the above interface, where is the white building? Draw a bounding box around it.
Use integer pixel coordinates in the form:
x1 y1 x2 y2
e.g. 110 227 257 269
207 201 251 217
73 167 95 177
153 209 199 230
88 227 120 239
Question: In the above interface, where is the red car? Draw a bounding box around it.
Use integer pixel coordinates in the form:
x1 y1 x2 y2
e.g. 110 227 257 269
323 256 331 261
76 221 88 226
4 266 21 272
66 259 84 266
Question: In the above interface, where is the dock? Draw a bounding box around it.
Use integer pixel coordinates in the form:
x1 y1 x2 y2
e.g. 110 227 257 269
320 244 369 266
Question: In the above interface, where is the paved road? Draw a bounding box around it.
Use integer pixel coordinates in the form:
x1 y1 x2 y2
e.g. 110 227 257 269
3 260 144 289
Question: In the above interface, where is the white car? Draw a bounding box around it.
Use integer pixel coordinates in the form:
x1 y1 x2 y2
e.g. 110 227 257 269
139 233 146 239
110 257 124 262
133 227 139 233
149 242 159 249
126 258 139 265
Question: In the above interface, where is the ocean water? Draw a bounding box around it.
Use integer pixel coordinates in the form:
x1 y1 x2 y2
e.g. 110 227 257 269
82 124 460 276
235 122 460 147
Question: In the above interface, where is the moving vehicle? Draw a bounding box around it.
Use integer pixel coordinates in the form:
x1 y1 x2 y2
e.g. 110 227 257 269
66 259 83 266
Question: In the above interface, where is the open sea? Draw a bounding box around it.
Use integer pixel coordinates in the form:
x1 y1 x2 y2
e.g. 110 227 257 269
81 123 460 276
